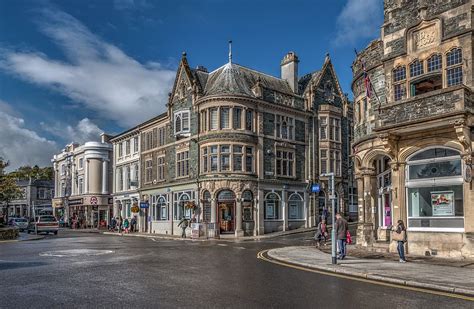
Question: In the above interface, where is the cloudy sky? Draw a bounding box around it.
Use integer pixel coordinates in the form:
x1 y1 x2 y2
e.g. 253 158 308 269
0 0 382 170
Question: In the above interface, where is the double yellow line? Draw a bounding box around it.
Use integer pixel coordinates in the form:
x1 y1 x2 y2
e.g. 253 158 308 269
257 249 474 302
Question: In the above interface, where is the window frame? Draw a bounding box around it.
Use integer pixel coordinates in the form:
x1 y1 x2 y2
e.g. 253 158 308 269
174 110 190 135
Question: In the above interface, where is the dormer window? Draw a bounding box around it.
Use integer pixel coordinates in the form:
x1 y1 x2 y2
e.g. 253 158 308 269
174 110 190 135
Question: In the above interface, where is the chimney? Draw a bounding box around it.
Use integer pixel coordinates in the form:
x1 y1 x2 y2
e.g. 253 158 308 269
100 133 112 144
281 52 299 93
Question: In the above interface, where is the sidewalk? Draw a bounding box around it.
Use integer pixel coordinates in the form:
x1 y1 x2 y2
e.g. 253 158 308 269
267 246 474 297
0 233 44 243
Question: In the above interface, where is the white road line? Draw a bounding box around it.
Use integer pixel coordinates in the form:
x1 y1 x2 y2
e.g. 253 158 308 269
217 244 228 247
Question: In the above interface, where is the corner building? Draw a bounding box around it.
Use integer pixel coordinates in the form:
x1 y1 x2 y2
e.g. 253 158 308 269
352 0 473 258
137 51 353 237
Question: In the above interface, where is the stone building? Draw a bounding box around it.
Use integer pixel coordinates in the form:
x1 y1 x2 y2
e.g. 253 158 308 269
126 50 353 237
6 179 54 218
52 134 113 228
110 127 141 230
352 0 473 258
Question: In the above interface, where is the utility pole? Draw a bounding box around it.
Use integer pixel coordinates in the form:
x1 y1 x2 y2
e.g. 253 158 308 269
321 172 337 265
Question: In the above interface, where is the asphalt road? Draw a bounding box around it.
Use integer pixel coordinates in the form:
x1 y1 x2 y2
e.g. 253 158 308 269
0 230 471 308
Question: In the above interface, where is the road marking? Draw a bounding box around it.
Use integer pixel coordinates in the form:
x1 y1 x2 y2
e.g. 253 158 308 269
151 238 157 242
217 244 228 247
234 246 246 250
256 249 474 302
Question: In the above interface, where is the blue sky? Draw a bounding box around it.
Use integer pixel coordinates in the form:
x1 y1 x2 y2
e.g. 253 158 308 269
0 0 383 170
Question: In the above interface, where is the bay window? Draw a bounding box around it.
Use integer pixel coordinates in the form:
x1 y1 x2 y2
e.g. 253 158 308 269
319 117 327 140
210 108 218 130
220 107 230 129
245 110 253 131
233 107 242 129
201 144 254 173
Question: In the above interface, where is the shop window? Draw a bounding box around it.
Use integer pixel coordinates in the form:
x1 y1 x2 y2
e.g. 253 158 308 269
157 196 168 220
288 193 304 220
242 190 253 221
202 191 211 222
264 192 280 220
406 147 463 230
174 192 193 220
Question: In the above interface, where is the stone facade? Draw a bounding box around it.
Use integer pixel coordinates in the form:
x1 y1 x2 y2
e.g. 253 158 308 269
5 179 54 218
51 134 113 228
112 51 353 237
352 0 473 258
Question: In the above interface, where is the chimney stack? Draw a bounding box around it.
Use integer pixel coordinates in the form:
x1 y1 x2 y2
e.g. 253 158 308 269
281 52 299 93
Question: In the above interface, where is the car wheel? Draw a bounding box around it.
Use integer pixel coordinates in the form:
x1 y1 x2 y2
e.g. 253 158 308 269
54 231 58 235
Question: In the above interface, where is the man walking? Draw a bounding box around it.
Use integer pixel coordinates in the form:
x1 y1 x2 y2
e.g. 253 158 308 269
335 213 348 260
178 216 189 238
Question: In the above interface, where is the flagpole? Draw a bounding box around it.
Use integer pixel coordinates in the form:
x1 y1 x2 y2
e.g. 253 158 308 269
354 48 383 113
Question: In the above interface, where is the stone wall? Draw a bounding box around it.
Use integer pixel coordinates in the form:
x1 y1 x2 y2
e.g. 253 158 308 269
0 227 19 240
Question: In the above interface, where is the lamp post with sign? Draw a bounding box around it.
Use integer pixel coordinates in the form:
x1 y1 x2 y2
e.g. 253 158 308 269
320 173 337 265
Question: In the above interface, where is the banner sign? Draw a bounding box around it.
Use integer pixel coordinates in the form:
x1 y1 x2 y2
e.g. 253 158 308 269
431 191 454 216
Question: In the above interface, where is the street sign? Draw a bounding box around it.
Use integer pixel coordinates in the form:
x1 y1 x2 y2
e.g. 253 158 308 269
311 184 321 193
140 202 149 209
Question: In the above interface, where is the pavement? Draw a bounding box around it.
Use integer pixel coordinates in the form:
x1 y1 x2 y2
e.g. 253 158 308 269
267 246 474 297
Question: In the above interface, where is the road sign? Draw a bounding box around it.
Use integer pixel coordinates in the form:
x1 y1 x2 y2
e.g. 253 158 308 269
140 202 149 209
311 184 321 193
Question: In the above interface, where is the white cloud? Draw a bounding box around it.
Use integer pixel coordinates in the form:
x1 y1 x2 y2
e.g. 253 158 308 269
41 118 104 144
333 0 383 47
0 8 175 127
0 105 58 171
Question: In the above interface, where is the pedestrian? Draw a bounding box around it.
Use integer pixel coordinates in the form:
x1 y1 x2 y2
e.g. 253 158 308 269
117 217 123 233
392 220 407 263
123 218 130 234
131 216 137 233
178 216 189 238
335 213 348 260
110 217 117 232
314 219 328 248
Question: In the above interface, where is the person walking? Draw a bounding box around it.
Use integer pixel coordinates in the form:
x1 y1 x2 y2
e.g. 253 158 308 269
314 219 328 248
131 216 137 233
335 213 348 260
178 216 189 238
392 220 407 263
123 218 130 234
117 216 123 233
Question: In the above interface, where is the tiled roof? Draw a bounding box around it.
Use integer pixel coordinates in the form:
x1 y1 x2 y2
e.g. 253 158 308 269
298 71 321 95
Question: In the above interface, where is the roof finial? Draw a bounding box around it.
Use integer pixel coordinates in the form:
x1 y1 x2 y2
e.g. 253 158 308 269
228 40 232 64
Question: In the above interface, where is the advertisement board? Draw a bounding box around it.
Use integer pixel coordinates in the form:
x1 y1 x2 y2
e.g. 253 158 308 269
431 191 454 216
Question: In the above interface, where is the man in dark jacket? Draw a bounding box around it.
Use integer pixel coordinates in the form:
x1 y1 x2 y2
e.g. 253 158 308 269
335 213 348 260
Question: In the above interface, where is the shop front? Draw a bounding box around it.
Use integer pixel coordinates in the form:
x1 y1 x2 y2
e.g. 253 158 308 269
68 196 112 229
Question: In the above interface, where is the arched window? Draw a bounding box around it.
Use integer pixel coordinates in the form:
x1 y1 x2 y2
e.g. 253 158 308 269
242 190 253 221
446 48 463 86
157 196 167 221
174 192 193 220
288 193 304 220
409 59 423 77
406 147 464 230
264 192 281 220
202 191 211 222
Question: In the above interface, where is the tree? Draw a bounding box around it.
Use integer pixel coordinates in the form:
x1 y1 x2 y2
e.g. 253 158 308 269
9 165 54 181
0 158 22 226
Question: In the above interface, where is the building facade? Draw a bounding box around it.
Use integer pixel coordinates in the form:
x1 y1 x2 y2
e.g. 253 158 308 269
52 135 113 228
110 127 141 230
112 50 353 237
352 0 473 258
6 179 54 218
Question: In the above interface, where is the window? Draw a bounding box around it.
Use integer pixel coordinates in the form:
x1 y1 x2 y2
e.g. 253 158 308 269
220 145 230 171
276 115 294 140
176 151 189 177
233 145 243 171
245 110 253 131
210 108 218 130
392 66 406 101
329 151 335 173
334 119 340 142
117 168 123 191
233 107 242 129
158 127 165 146
264 192 280 220
409 59 423 77
202 147 208 173
78 158 83 169
335 150 341 176
202 191 212 222
157 157 165 181
118 143 123 157
320 149 327 174
125 166 130 190
145 159 153 183
154 196 167 221
288 193 304 220
245 146 253 172
174 110 190 135
427 54 441 72
133 137 139 153
210 146 218 172
201 111 207 132
319 117 327 140
133 164 139 186
174 191 194 220
446 48 463 87
125 140 130 155
220 107 230 129
242 190 253 221
276 150 295 177
37 189 46 199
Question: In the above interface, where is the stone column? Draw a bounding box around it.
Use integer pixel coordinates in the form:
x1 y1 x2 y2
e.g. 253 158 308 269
235 195 243 237
282 189 288 231
102 160 108 194
210 198 217 237
253 197 258 236
84 160 89 194
304 191 309 228
257 190 265 235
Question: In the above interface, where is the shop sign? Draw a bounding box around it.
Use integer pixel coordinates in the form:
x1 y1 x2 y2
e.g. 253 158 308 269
431 191 454 216
68 198 83 206
311 183 321 193
90 196 98 205
140 202 149 209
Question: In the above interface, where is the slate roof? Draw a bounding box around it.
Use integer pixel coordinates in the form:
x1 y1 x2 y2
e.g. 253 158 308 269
298 71 321 95
193 62 295 98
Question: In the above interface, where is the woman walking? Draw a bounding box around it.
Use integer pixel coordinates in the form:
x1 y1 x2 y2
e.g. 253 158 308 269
314 219 328 248
392 220 407 263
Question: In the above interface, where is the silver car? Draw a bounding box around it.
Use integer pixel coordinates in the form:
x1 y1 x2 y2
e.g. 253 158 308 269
27 215 59 235
8 217 28 232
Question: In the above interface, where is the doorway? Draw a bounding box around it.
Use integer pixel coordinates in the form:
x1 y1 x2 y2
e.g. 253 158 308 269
217 190 235 234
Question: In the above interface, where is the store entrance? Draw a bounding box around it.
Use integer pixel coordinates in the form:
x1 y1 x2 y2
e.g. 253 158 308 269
217 190 235 234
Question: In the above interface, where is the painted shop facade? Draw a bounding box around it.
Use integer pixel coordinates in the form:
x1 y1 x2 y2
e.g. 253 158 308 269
352 0 473 258
111 50 354 237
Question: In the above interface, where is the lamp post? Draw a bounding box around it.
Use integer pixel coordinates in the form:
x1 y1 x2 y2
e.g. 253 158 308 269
321 172 337 265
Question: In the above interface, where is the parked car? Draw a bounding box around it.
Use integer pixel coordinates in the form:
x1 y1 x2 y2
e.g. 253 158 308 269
8 217 29 232
27 215 59 235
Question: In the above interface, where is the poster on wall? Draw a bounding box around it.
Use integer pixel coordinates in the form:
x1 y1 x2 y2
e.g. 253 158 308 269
431 191 454 216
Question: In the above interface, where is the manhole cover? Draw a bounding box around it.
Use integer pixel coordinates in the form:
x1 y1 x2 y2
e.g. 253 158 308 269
39 249 114 257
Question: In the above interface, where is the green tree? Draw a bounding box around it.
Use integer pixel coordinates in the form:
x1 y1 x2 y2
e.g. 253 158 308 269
9 165 54 181
0 158 22 226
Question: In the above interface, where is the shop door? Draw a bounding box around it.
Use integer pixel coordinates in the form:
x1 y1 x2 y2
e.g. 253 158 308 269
218 202 235 233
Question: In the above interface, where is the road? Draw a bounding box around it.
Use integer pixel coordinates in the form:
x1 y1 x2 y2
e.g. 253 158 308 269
0 230 471 308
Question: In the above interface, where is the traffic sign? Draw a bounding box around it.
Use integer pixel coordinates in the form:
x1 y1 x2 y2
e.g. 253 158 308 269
140 202 149 209
311 184 320 193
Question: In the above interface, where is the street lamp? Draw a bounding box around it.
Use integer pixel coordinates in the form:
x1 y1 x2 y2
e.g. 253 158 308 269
321 172 337 265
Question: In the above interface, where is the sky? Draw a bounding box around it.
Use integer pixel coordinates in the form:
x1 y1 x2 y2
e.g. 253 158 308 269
0 0 383 170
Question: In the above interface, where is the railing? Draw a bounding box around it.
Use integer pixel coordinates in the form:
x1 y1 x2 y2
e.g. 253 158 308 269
375 86 473 130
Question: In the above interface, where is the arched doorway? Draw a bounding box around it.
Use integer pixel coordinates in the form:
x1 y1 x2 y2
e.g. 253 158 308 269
217 190 235 234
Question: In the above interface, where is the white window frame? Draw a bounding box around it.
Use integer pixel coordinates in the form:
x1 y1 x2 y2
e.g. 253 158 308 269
174 110 190 135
